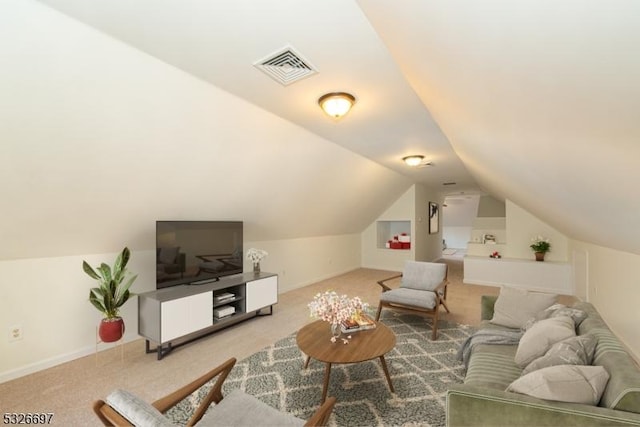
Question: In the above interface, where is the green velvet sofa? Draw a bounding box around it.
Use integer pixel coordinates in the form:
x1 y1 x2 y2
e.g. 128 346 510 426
447 295 640 426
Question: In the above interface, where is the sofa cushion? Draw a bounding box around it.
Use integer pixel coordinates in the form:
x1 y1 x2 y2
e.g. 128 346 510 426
522 333 597 376
515 316 575 367
490 287 557 329
106 389 175 427
465 344 522 390
507 365 610 405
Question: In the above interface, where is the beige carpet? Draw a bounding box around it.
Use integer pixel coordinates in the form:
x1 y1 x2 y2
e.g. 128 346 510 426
0 259 505 426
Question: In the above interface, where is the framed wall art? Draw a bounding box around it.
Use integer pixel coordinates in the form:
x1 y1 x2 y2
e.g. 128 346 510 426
429 201 439 234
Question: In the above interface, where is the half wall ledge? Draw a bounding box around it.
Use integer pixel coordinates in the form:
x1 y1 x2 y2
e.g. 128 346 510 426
463 255 573 295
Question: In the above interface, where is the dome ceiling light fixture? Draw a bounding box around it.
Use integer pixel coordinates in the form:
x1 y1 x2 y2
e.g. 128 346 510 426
402 155 430 167
318 92 356 119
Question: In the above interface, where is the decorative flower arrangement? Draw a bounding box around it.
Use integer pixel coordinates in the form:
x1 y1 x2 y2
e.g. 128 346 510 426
308 290 368 343
246 248 268 263
529 236 551 253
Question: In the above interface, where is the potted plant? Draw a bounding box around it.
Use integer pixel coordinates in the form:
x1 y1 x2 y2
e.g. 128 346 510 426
529 236 551 261
83 247 137 342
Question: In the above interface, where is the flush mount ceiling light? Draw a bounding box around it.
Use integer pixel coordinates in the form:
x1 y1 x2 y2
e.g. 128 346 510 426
402 155 425 167
318 92 356 119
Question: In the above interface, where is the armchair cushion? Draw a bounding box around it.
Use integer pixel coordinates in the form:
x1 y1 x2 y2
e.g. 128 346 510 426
380 287 437 310
106 389 175 427
400 261 446 291
197 389 304 427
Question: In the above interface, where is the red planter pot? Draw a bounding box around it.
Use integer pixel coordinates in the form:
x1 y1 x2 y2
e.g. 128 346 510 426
99 317 124 343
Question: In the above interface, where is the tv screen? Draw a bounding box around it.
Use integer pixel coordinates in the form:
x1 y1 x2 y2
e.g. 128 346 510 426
156 221 243 289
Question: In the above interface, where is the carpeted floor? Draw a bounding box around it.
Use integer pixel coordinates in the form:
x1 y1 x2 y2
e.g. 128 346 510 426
167 311 474 427
2 259 503 426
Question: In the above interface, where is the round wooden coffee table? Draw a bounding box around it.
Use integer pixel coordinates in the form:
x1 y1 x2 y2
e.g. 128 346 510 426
296 320 396 403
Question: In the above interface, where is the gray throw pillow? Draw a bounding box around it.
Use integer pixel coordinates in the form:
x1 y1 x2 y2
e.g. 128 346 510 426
507 365 610 405
523 303 588 331
490 287 557 329
515 316 576 367
522 333 597 375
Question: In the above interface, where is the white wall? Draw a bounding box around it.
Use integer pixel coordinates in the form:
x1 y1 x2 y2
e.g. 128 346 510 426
0 1 411 261
0 251 153 383
414 184 444 262
361 186 415 271
570 240 640 362
0 234 360 382
245 234 361 294
442 227 472 249
477 195 506 217
0 1 409 382
464 200 572 293
442 196 478 250
505 200 569 262
361 184 442 271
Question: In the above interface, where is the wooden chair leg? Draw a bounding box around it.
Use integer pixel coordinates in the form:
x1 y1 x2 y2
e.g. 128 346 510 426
375 304 383 321
431 306 440 341
441 300 450 314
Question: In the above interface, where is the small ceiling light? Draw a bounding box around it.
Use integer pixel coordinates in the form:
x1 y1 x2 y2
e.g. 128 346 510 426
318 92 356 119
402 155 425 167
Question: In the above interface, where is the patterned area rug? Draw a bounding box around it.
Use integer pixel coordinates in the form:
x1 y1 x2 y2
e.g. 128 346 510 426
167 312 474 426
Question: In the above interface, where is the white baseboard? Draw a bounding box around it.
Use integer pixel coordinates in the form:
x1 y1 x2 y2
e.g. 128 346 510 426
0 333 139 384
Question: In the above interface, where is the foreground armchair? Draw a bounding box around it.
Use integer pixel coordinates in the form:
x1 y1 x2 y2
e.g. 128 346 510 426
93 357 336 426
375 261 449 340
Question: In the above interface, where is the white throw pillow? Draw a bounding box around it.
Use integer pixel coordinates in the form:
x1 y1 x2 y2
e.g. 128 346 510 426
490 287 557 329
515 316 576 367
507 365 610 405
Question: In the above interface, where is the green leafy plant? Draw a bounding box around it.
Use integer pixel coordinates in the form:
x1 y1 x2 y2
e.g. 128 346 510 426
83 247 137 319
529 236 551 253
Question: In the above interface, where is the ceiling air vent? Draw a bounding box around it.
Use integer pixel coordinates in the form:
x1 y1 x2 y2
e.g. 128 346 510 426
254 45 318 86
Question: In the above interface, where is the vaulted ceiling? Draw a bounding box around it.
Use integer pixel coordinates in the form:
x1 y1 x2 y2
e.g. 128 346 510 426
13 0 640 256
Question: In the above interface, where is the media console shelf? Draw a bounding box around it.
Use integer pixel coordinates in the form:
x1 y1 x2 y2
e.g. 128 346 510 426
138 272 278 359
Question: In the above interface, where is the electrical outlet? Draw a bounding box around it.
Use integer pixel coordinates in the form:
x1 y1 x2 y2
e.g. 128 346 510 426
9 325 23 342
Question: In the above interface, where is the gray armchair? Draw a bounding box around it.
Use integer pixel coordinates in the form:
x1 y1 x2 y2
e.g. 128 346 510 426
375 261 450 340
93 358 336 426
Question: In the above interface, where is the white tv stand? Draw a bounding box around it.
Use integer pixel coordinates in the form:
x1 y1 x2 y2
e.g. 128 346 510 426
138 272 278 359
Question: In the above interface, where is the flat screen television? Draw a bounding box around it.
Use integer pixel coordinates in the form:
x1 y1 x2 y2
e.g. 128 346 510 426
156 221 243 289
